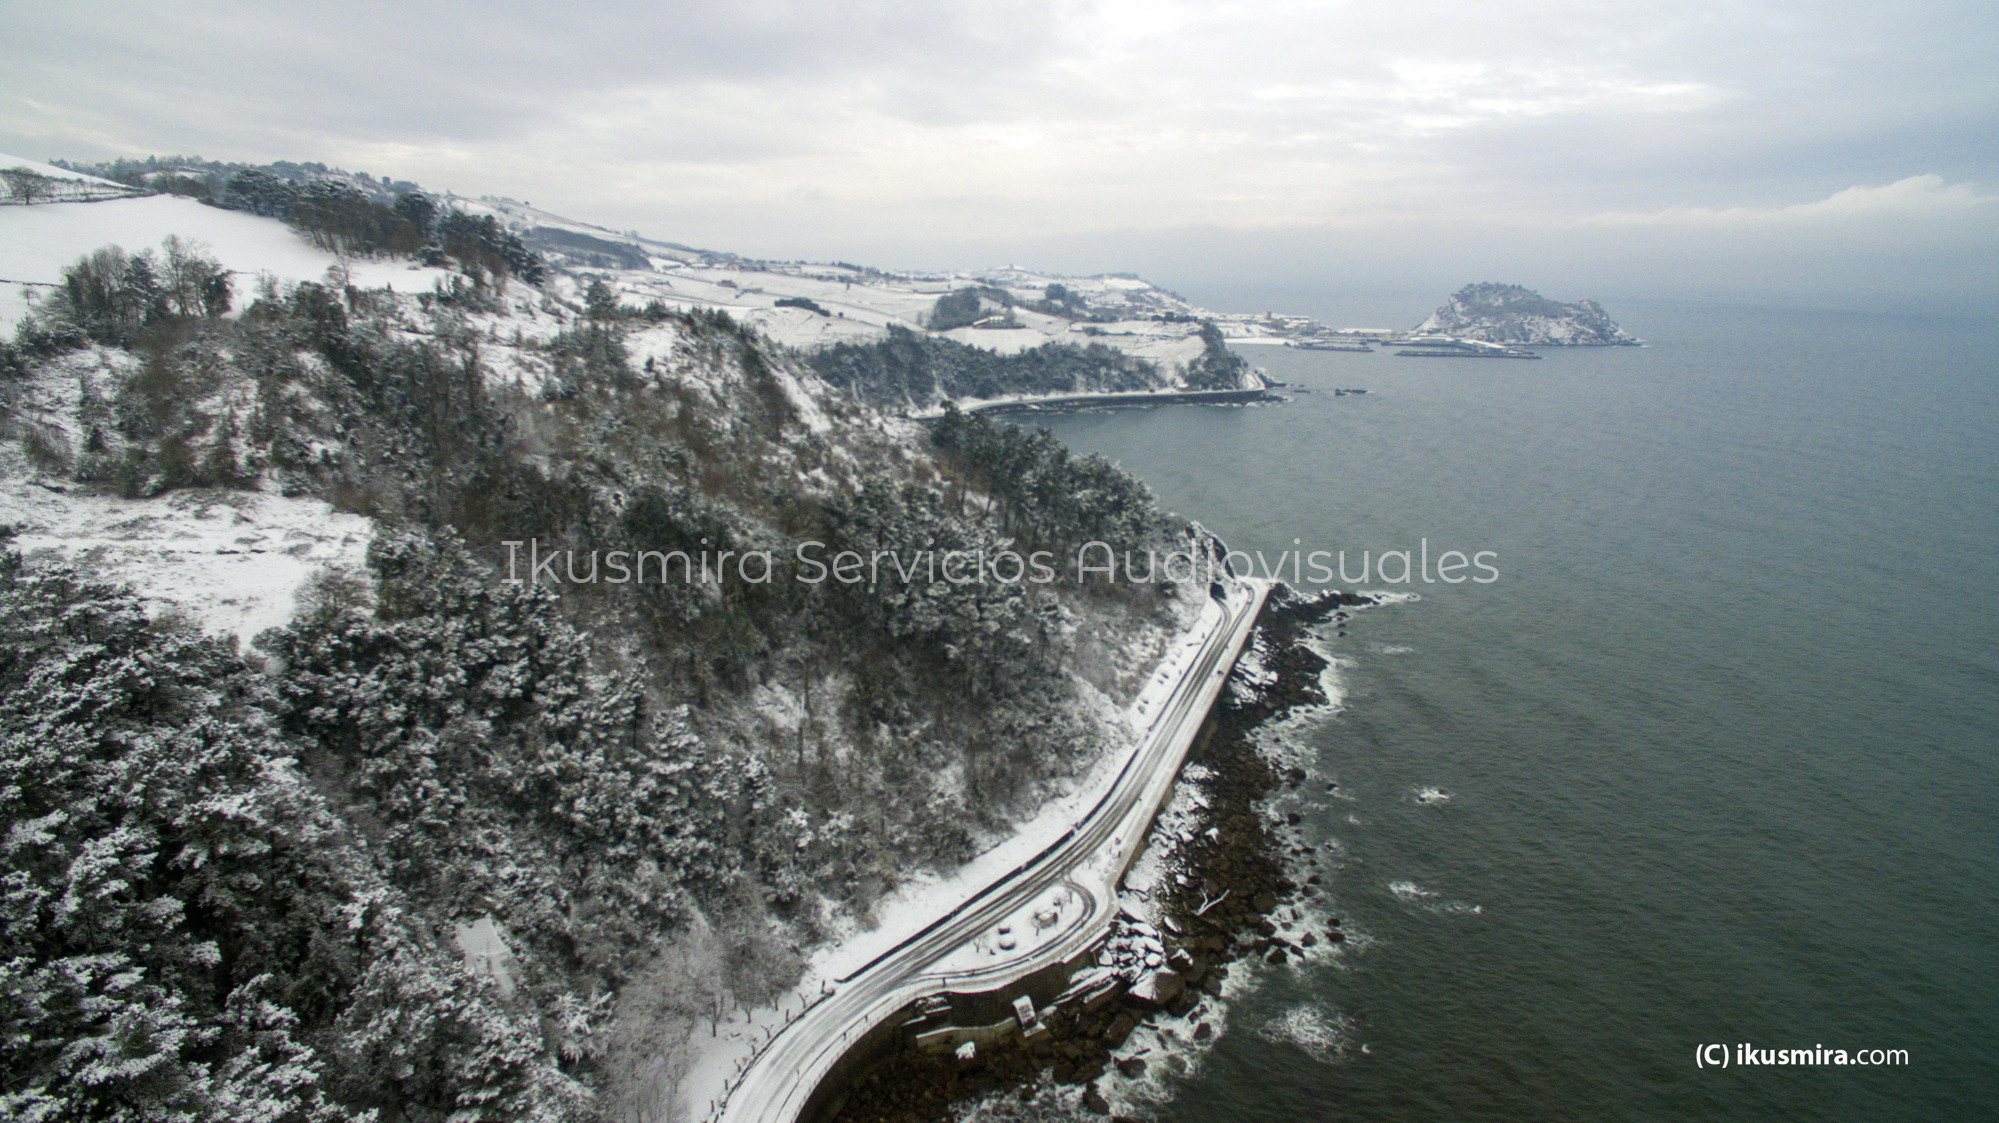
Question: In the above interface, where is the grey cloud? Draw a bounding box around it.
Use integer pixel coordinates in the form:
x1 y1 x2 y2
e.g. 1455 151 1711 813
3 1 1057 149
3 0 1993 309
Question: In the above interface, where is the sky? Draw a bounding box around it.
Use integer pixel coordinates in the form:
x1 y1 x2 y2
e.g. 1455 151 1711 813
5 1 1996 315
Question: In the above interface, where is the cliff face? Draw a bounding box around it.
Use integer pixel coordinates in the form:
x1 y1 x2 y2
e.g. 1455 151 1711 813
1416 283 1637 345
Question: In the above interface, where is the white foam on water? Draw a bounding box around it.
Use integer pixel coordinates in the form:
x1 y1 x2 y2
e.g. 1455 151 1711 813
1251 715 1321 773
1388 879 1438 901
1257 1003 1357 1065
1388 879 1482 916
1298 634 1354 714
1412 786 1452 805
958 985 1238 1122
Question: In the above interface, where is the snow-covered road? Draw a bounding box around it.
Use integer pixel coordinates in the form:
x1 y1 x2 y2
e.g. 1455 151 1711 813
715 578 1268 1123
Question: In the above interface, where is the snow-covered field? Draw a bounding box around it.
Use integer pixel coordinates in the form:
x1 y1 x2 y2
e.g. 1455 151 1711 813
0 467 373 645
0 188 450 331
0 346 371 644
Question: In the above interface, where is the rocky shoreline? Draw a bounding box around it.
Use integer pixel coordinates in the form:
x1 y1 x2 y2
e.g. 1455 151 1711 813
824 583 1370 1123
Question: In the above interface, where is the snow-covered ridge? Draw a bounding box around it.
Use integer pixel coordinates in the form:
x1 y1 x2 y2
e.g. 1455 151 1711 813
1 154 143 207
0 189 451 331
8 152 1316 386
447 197 1346 374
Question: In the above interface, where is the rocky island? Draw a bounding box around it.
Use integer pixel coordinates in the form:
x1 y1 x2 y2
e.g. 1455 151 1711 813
1416 282 1639 346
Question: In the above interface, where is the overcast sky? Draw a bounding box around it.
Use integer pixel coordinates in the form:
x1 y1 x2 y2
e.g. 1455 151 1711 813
5 1 1995 314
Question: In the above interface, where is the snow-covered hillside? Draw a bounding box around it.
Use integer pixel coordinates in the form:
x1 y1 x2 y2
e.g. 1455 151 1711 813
0 345 372 643
0 186 450 331
445 195 1308 381
0 161 1243 639
1 155 135 190
0 156 1267 1123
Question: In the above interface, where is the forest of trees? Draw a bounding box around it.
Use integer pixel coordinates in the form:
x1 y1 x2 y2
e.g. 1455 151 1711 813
809 324 1165 410
0 239 1196 1119
45 155 545 284
927 283 1108 331
216 171 543 283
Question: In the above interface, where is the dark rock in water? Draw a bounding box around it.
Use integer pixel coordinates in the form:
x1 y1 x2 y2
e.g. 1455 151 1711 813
1194 1021 1214 1041
1202 973 1224 997
1166 990 1200 1018
1326 916 1341 926
1266 947 1288 965
1104 1012 1136 1046
1301 933 1318 948
1255 918 1277 937
1254 890 1278 911
1074 1058 1106 1084
1285 811 1303 825
1083 1086 1112 1115
1326 930 1346 943
1117 1056 1147 1078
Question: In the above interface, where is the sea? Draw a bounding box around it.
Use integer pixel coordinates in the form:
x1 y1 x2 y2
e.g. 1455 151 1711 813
1021 299 1999 1121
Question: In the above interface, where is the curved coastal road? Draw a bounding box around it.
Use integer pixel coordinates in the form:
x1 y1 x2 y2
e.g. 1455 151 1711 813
717 579 1269 1123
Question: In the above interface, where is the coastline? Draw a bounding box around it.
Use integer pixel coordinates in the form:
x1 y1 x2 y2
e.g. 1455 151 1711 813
909 386 1277 421
822 584 1373 1122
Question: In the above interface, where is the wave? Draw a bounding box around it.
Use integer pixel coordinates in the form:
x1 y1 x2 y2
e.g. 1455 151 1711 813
1257 1003 1357 1064
1388 879 1483 916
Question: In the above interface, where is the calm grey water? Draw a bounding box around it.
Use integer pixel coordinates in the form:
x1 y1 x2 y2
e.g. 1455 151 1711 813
1028 302 1999 1121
